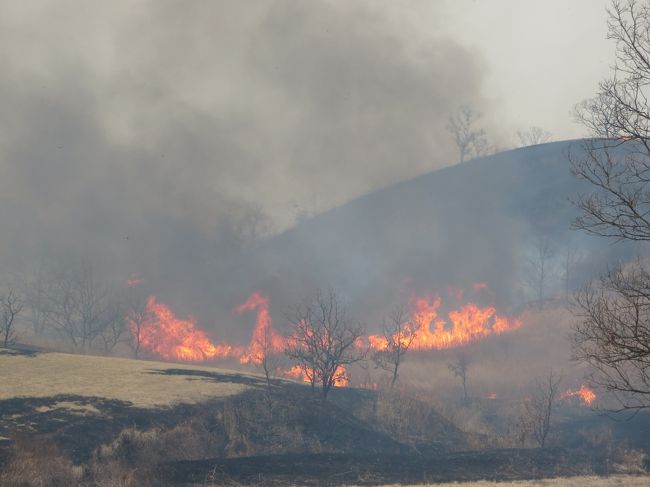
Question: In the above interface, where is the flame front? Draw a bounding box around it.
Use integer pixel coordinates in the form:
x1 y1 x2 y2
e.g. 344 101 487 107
366 293 522 352
130 285 523 391
561 384 596 406
129 296 242 361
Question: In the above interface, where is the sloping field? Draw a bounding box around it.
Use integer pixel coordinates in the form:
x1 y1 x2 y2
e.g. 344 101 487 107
0 348 260 407
0 348 412 468
2 349 648 486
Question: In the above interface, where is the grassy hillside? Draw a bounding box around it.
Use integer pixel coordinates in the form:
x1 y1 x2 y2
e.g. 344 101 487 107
0 347 413 481
1 348 257 407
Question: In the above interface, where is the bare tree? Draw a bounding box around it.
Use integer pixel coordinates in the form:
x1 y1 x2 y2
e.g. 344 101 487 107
573 93 620 139
97 299 127 354
571 0 650 241
124 284 149 358
1 287 23 348
252 318 282 392
523 370 562 448
525 237 556 308
46 262 116 351
24 262 53 336
372 305 417 388
447 105 490 163
448 354 471 403
256 328 274 391
563 239 582 303
515 408 533 448
285 289 367 399
517 126 551 147
569 0 650 412
571 137 650 240
573 262 650 411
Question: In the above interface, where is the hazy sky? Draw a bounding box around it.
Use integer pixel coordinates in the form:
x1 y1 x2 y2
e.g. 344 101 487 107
446 0 612 139
0 0 616 251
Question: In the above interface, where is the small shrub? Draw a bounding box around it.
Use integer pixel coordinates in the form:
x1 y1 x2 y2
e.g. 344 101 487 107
90 415 226 487
612 446 648 474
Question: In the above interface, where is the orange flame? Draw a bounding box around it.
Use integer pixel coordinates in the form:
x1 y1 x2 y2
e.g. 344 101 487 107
366 293 522 352
129 286 522 390
282 364 349 387
561 384 596 406
234 292 286 364
129 296 242 361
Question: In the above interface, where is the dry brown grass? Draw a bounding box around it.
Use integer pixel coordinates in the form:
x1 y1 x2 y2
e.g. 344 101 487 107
0 434 82 486
0 349 257 407
371 476 650 486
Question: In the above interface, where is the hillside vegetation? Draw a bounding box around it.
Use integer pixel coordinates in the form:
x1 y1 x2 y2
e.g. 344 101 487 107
1 347 649 485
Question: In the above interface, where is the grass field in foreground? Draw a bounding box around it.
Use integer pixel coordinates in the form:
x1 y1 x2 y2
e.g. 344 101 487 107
1 349 259 407
374 476 650 486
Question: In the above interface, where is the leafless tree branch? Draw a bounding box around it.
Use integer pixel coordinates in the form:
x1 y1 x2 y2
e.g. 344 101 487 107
372 305 417 388
447 105 491 163
1 287 23 348
285 288 366 399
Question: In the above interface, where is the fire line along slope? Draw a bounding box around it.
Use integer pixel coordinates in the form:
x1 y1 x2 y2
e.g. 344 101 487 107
245 140 637 317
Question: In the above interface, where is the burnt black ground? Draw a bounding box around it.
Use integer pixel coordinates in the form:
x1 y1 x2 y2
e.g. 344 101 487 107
0 393 204 462
162 448 612 486
0 383 411 464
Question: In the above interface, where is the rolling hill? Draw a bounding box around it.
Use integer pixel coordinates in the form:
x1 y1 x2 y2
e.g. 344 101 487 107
238 140 640 325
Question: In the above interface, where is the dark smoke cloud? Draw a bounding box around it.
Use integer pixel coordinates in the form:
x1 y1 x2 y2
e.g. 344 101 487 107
0 1 494 329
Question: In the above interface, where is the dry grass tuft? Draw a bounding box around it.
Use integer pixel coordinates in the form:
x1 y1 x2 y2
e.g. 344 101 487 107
0 434 81 487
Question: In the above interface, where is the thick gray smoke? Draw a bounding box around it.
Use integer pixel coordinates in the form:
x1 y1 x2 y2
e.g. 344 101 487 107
0 1 496 330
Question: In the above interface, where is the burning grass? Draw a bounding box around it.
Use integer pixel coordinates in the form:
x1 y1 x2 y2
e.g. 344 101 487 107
0 349 259 408
130 286 522 368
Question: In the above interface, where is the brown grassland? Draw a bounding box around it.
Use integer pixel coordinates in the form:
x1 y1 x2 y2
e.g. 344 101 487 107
0 349 254 407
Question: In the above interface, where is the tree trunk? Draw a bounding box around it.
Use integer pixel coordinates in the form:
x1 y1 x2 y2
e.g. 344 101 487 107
391 361 399 388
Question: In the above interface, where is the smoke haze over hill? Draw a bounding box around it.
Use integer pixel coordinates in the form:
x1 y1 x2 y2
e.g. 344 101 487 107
0 2 636 342
0 1 506 319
